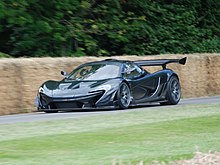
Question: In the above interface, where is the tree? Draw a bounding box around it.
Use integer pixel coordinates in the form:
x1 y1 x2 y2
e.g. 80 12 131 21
0 0 219 57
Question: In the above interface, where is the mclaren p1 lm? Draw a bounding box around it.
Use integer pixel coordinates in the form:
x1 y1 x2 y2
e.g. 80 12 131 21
35 57 187 112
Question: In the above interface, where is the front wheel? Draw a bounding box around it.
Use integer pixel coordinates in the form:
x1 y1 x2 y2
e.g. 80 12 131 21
117 82 131 109
162 76 181 105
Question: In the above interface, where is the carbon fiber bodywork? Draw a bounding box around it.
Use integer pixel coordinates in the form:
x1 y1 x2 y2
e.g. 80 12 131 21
36 78 122 111
35 58 186 112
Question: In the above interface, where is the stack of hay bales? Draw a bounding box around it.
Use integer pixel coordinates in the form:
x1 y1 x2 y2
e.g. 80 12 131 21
0 53 220 115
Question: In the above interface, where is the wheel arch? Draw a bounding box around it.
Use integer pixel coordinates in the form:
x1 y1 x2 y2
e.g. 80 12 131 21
167 72 179 82
122 79 131 89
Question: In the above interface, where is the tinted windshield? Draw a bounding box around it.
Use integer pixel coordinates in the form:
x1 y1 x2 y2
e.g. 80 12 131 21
67 63 120 80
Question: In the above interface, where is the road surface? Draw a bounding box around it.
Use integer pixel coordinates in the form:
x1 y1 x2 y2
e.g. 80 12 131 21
0 96 219 124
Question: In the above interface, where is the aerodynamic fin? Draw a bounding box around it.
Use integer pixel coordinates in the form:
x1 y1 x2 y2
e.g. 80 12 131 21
134 57 187 69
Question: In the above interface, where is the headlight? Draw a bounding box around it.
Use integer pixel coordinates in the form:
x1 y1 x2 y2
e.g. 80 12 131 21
38 87 44 93
89 85 112 94
95 84 111 91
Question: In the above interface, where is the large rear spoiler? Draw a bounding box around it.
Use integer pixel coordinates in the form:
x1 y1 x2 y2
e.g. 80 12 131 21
134 57 187 69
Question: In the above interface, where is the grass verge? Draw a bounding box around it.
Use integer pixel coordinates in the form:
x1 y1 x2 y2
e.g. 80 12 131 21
0 104 220 165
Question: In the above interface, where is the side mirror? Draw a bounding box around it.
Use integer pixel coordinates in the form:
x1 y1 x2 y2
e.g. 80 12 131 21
61 71 69 77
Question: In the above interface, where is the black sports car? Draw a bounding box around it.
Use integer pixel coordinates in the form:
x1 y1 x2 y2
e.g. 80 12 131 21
35 57 187 112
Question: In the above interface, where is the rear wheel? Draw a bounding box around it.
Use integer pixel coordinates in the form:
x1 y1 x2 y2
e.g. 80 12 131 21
161 76 181 105
117 82 131 109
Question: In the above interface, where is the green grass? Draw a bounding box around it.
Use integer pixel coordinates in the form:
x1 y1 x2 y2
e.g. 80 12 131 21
0 104 220 165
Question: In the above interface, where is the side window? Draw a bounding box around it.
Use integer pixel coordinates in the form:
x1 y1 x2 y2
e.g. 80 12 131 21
122 63 143 79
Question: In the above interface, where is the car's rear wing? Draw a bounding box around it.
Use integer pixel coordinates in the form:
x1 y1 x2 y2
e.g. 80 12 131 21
134 57 187 69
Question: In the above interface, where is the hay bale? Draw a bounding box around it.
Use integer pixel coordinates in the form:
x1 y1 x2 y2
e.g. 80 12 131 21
0 54 220 115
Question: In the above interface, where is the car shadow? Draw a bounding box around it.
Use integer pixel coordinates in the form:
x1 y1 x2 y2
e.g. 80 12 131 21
57 103 162 113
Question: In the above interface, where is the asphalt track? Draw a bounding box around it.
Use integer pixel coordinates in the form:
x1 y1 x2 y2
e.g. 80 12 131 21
0 96 220 124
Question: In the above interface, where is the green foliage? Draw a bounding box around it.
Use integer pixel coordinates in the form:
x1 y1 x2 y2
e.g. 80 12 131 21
0 52 10 58
0 0 219 57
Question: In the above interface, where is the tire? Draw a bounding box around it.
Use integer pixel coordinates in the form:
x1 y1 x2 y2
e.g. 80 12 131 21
117 82 131 109
161 76 181 105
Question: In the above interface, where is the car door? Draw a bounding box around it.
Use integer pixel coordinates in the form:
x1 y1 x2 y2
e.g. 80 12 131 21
122 62 159 102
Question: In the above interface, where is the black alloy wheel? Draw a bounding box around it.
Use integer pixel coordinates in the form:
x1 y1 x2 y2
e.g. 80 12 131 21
117 82 131 109
162 76 181 105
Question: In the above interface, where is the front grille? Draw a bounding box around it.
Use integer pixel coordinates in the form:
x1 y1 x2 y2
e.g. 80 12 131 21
53 101 83 109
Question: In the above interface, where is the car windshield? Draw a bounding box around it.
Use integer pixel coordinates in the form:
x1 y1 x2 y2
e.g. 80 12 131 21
67 63 120 81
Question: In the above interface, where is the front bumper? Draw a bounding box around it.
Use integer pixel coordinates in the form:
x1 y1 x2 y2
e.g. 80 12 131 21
35 90 117 111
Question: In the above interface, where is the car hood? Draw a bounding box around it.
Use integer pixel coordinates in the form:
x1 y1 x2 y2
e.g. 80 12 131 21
40 78 121 98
